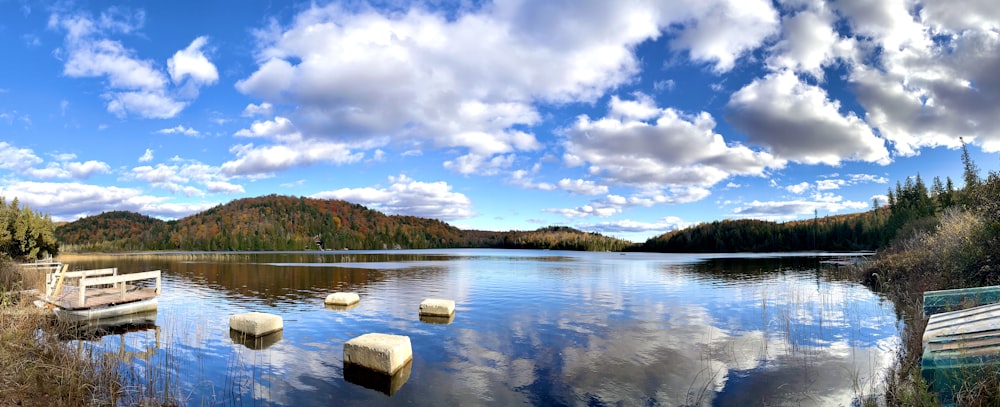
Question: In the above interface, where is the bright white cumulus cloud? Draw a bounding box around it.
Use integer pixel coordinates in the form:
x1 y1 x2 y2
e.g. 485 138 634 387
311 174 475 221
223 116 366 176
727 70 890 166
0 181 216 221
233 0 786 175
836 0 1000 154
49 12 217 119
578 217 691 235
563 94 784 189
733 192 869 219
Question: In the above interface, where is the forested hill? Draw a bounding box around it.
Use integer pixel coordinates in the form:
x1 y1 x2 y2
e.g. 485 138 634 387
639 210 888 253
55 195 631 252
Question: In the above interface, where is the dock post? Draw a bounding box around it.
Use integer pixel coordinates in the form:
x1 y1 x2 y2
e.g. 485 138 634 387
79 273 86 305
155 273 161 295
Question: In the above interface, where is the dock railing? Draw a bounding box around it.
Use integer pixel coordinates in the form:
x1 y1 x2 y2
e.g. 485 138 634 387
45 267 117 299
76 270 161 306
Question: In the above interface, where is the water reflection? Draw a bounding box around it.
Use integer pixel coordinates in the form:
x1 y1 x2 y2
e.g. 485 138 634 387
344 361 413 396
57 250 897 406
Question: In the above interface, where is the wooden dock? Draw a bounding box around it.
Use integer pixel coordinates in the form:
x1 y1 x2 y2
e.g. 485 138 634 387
24 262 162 319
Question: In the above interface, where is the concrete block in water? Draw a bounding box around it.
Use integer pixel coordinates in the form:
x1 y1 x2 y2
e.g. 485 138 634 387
325 292 360 306
343 333 412 375
419 298 455 317
229 312 283 337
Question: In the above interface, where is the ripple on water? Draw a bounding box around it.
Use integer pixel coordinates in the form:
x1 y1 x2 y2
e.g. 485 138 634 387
68 250 898 406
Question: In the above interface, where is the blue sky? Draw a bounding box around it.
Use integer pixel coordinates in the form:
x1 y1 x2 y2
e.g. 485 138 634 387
1 0 998 242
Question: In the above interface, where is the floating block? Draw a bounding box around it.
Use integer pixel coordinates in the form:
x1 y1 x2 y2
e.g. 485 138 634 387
419 298 455 317
229 312 283 337
325 292 361 306
343 333 413 375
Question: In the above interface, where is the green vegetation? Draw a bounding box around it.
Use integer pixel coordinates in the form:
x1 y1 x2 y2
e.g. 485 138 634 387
56 195 631 252
0 197 59 261
859 140 1000 405
640 212 887 252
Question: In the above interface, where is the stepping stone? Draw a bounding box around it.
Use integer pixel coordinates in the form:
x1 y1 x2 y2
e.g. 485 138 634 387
325 292 360 306
343 333 413 375
229 312 283 337
419 298 455 317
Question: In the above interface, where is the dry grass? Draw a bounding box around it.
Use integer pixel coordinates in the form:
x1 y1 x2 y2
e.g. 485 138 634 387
0 259 126 406
859 208 1000 406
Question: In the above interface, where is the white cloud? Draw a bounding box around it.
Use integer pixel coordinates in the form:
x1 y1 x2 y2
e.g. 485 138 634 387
139 148 154 162
311 174 475 220
127 159 242 196
242 102 274 117
727 70 890 165
733 193 869 218
545 187 710 220
786 182 810 194
558 178 608 195
0 142 43 171
563 95 783 189
222 139 363 177
234 2 663 175
223 116 366 176
816 179 846 190
766 7 855 79
0 180 215 221
205 180 245 194
545 204 620 219
156 125 200 136
234 116 296 139
849 173 888 184
669 0 780 72
578 216 690 234
105 90 186 119
508 168 556 191
167 36 218 93
64 160 111 179
49 11 215 119
835 0 1000 154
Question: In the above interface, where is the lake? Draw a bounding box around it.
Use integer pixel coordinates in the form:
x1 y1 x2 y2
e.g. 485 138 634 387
58 249 899 406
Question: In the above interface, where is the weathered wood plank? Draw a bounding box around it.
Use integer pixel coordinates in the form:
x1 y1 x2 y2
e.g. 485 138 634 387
47 286 159 310
80 270 160 287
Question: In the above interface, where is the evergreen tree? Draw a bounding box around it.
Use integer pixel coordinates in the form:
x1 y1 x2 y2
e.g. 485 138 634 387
961 137 981 207
0 197 59 260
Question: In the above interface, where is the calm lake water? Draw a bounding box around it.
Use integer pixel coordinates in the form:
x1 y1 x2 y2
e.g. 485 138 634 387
59 249 899 406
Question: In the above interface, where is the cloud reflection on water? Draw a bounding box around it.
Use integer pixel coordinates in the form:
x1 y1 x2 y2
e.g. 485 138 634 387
70 251 897 406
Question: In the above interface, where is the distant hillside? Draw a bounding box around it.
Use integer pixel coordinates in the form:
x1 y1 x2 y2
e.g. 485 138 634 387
639 210 887 253
56 195 631 252
56 210 171 251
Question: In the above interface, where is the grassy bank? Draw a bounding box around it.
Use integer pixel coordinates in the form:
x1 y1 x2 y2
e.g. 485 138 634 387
859 208 1000 406
0 259 123 406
